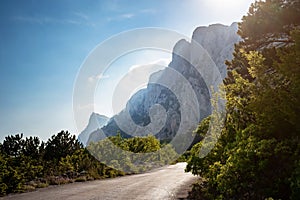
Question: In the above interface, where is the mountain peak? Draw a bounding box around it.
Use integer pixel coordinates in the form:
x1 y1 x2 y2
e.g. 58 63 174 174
84 23 241 145
78 112 109 146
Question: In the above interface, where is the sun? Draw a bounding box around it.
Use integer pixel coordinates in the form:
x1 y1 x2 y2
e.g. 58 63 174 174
194 0 255 24
204 0 251 9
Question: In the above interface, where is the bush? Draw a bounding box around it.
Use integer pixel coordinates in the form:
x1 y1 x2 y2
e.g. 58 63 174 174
75 176 87 182
47 176 72 185
36 182 49 188
22 185 35 192
0 183 8 196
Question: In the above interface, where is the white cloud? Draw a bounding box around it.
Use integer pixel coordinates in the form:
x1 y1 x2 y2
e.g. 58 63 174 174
106 7 156 22
73 11 89 20
121 13 135 19
111 59 170 114
139 9 157 14
13 15 96 26
88 74 110 83
129 58 170 72
76 103 95 111
13 16 44 24
107 13 135 22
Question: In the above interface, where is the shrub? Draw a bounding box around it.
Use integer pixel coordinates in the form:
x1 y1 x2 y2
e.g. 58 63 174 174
75 176 87 182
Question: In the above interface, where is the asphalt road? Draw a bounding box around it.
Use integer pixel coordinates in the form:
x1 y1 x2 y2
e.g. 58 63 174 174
1 163 197 200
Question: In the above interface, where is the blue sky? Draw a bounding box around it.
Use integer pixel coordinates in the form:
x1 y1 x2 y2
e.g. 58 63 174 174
0 0 255 141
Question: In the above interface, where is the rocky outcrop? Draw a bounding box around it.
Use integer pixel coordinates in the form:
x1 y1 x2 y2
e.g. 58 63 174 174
86 23 240 145
78 112 109 146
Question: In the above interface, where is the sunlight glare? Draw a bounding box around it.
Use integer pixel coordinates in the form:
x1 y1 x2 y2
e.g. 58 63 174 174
199 0 254 20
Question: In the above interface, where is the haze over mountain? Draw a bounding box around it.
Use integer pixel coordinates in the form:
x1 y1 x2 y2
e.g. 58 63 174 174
78 113 109 145
80 23 240 146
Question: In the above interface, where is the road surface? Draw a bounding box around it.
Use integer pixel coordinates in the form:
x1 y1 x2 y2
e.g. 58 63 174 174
1 163 197 200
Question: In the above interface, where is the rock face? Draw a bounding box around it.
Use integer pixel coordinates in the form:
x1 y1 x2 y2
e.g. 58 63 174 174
191 23 240 78
86 23 240 145
78 112 109 146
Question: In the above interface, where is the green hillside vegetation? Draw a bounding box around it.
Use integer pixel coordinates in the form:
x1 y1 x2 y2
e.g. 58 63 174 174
88 133 177 173
0 131 176 196
186 0 300 199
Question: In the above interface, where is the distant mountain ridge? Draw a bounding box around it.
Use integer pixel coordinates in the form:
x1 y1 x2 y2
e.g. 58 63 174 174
78 112 109 146
82 23 240 146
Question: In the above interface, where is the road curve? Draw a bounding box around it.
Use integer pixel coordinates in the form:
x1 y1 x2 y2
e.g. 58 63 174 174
1 163 197 200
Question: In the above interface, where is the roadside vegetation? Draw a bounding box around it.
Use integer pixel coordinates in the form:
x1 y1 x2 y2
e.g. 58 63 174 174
186 0 300 199
0 131 176 196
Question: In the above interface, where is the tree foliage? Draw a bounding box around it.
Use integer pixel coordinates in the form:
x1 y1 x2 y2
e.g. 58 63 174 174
0 131 113 195
88 134 177 173
0 131 177 196
187 0 300 199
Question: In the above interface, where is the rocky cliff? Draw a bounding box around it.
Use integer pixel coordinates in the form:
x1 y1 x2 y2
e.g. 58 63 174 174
78 112 109 146
86 23 240 145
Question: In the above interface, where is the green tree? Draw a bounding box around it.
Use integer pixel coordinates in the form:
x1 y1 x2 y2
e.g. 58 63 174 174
22 136 41 158
88 134 177 174
2 134 25 157
43 131 82 166
187 0 300 199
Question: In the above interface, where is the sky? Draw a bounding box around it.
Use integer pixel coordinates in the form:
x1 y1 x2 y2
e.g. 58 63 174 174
0 0 255 141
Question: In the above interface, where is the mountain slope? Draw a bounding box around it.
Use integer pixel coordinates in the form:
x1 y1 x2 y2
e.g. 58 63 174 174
87 23 240 145
78 112 109 146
